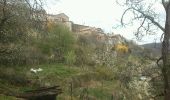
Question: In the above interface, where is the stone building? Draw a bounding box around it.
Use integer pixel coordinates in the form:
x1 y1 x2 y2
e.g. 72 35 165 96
48 13 69 22
47 13 104 35
47 13 72 31
72 24 104 35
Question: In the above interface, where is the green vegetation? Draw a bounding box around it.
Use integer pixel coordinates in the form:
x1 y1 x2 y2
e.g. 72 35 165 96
0 63 120 100
64 51 76 66
0 94 22 100
0 0 163 100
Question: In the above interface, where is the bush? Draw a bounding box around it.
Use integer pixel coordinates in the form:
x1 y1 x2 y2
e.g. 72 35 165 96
95 66 114 81
38 24 75 63
112 43 129 54
75 35 96 67
64 51 76 66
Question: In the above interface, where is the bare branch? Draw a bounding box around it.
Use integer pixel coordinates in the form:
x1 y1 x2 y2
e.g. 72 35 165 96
132 7 165 32
162 0 166 9
120 5 165 32
136 17 146 34
160 33 164 42
24 0 32 9
157 56 163 69
116 0 126 6
2 0 7 17
144 22 151 34
121 8 132 26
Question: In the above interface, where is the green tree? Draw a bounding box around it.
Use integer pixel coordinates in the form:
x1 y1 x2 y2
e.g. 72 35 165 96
37 24 75 63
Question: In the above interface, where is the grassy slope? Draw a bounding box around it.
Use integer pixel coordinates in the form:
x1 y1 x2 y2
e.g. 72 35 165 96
0 64 120 100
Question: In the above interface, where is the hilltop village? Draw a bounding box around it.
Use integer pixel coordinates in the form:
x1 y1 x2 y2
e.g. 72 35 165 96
47 13 126 45
47 13 103 33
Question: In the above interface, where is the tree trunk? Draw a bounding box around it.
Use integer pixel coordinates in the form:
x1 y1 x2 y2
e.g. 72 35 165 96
162 2 170 100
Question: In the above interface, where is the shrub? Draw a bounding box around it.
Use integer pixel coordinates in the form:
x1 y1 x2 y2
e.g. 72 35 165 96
112 44 129 54
64 51 76 66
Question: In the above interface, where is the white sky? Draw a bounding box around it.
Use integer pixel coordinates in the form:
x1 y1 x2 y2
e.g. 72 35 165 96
44 0 165 44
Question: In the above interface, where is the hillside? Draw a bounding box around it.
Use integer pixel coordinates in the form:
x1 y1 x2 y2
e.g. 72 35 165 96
142 43 161 49
0 1 163 100
141 43 162 57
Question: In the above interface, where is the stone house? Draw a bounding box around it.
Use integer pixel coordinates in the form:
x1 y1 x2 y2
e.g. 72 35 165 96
47 13 72 31
47 13 104 35
48 13 69 22
72 24 104 35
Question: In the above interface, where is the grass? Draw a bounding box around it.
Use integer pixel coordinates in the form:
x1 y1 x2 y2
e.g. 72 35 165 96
0 94 23 100
88 88 111 100
0 63 121 100
37 63 79 78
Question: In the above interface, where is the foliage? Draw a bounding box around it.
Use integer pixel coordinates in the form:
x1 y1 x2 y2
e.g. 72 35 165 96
0 0 46 66
43 24 75 63
95 66 114 81
75 34 96 67
0 94 21 100
0 20 76 66
112 43 129 54
49 24 75 54
64 51 76 66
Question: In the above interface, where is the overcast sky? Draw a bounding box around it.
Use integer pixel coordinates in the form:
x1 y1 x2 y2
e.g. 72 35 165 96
44 0 165 44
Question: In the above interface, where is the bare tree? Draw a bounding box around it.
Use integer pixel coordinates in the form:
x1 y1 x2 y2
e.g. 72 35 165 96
117 0 170 99
0 0 47 66
0 0 46 31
